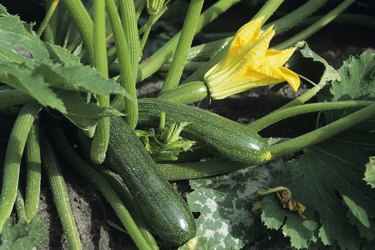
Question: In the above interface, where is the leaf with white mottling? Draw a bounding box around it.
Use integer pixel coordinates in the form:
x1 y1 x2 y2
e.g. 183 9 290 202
364 157 375 188
188 161 284 249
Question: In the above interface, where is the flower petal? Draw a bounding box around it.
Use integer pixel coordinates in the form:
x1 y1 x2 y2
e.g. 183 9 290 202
265 47 296 66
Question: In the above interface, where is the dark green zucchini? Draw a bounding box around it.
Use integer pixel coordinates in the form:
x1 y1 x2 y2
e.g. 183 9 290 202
106 116 196 246
138 98 271 164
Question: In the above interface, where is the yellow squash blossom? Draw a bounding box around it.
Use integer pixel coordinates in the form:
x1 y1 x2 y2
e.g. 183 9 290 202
204 17 300 100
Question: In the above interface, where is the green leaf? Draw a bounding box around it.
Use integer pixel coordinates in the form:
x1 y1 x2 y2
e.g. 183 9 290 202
298 41 340 84
322 51 375 123
0 217 47 250
364 157 375 188
187 161 284 249
261 140 375 249
0 9 129 130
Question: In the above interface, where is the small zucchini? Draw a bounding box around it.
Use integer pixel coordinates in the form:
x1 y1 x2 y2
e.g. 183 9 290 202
138 98 271 164
106 116 196 246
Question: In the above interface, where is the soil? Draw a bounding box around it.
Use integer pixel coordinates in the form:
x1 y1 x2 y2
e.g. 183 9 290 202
0 2 374 250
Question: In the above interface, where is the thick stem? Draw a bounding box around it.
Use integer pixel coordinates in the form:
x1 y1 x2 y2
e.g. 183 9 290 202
106 0 138 128
119 0 140 77
137 0 240 82
248 101 373 132
253 0 285 21
41 135 82 250
0 89 33 109
25 123 42 222
268 0 329 35
274 0 356 50
268 103 375 160
61 0 94 62
160 0 204 94
0 103 41 232
90 0 110 164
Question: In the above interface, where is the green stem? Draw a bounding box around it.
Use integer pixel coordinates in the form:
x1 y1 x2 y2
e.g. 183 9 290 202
248 101 374 132
51 128 155 250
98 170 159 250
139 8 167 50
106 0 138 129
137 0 240 82
160 0 204 94
62 0 94 62
119 0 140 76
75 130 158 249
135 0 146 20
253 0 285 21
0 103 41 232
16 189 27 222
158 81 208 104
268 103 375 160
25 123 42 222
157 159 247 181
41 135 82 250
279 79 326 110
161 61 206 73
274 0 356 50
90 0 110 164
268 0 329 35
0 89 33 109
37 0 60 37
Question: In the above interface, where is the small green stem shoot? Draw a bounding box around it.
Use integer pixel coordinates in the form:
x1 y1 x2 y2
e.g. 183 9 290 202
37 0 60 37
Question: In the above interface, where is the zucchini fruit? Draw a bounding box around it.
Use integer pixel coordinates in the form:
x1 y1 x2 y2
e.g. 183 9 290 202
106 116 196 246
138 98 271 164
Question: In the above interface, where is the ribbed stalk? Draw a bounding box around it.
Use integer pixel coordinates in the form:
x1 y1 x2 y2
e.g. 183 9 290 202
37 0 60 37
248 101 373 132
25 123 42 222
90 0 110 164
160 0 204 93
0 89 33 109
119 0 140 76
274 0 356 50
253 0 285 21
41 135 82 250
137 0 240 82
106 0 138 128
61 0 94 62
268 103 375 159
269 0 329 35
0 103 41 232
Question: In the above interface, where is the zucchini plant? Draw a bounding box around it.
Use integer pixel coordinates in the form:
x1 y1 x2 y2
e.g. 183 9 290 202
0 0 374 249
